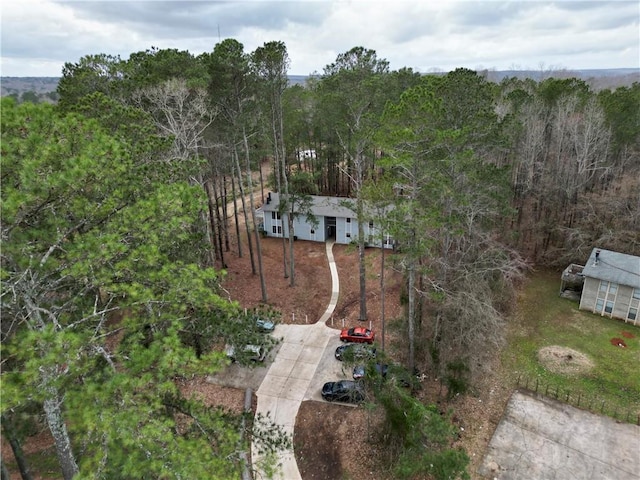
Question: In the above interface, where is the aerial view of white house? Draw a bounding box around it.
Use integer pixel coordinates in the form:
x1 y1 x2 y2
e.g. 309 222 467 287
257 192 394 249
577 248 640 324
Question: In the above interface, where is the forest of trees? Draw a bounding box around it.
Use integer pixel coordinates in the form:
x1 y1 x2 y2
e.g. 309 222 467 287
2 41 639 479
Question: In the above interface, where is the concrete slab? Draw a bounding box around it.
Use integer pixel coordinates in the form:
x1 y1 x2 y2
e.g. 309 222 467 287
257 375 288 397
270 397 299 427
479 390 640 480
297 345 326 364
289 361 318 381
255 394 279 416
281 377 310 402
276 342 304 360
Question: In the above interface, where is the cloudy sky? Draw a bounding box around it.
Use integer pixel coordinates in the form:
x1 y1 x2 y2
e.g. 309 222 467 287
1 0 638 77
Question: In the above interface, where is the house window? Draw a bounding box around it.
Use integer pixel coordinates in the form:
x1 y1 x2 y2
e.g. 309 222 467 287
628 307 638 321
310 228 315 234
369 221 374 229
346 233 351 238
633 289 640 300
271 212 281 220
346 218 351 223
604 301 614 314
277 226 282 234
272 226 282 235
595 298 604 311
596 280 617 316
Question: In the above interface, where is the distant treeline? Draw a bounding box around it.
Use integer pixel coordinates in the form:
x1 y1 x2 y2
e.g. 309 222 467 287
2 68 638 103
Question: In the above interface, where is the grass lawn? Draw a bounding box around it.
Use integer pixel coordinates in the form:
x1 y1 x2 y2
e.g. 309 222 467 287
503 269 640 421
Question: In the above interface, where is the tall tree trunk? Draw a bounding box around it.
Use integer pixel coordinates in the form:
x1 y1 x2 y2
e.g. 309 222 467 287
358 209 367 321
380 244 386 352
42 379 78 480
222 176 230 252
243 127 268 302
355 150 367 321
1 459 10 480
230 173 243 258
1 413 33 480
407 259 416 375
259 159 265 205
205 180 220 263
234 148 255 274
24 301 78 480
288 206 295 286
211 173 226 268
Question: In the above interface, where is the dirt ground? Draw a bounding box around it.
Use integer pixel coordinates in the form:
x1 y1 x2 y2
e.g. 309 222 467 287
3 218 511 480
223 236 511 480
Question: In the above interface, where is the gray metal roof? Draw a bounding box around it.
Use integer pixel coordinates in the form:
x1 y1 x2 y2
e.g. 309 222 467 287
260 192 357 218
581 248 640 289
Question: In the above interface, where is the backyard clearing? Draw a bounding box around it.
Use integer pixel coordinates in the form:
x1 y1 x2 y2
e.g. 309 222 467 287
537 345 594 375
479 389 640 480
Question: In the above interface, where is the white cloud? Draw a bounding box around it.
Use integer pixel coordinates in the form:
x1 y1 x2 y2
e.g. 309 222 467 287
1 0 638 76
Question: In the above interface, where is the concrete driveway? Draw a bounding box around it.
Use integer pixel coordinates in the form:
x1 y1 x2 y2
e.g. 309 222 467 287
251 241 349 480
479 390 640 480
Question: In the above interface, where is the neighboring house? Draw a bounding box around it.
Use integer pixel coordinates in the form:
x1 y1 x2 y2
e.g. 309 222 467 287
296 149 317 162
257 192 394 249
578 248 640 325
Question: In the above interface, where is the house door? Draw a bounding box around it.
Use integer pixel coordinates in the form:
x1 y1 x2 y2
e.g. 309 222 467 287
326 217 336 239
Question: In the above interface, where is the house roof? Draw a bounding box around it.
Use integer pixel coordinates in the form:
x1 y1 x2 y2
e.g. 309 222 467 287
581 248 640 289
259 193 358 218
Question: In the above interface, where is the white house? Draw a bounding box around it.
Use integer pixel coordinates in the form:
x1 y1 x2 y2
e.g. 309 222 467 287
257 192 394 249
578 248 640 325
296 149 317 162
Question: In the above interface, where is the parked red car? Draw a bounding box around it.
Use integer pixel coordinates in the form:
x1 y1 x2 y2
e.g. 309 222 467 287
340 327 375 344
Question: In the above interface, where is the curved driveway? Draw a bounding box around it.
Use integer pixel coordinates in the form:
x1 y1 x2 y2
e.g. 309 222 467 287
251 241 347 480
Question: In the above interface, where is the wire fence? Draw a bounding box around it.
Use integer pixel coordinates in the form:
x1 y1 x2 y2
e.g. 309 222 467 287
515 375 639 426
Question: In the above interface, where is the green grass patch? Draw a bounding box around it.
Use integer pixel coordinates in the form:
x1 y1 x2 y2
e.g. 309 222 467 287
503 270 640 419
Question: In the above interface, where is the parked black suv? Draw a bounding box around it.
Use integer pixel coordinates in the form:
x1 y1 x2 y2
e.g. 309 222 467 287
321 380 365 403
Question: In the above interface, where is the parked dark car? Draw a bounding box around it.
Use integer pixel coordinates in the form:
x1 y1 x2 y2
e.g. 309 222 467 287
340 326 375 344
335 343 376 361
353 363 388 380
321 380 364 403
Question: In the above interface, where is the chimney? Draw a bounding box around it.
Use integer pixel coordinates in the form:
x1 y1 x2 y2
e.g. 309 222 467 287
267 192 271 204
595 249 600 265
